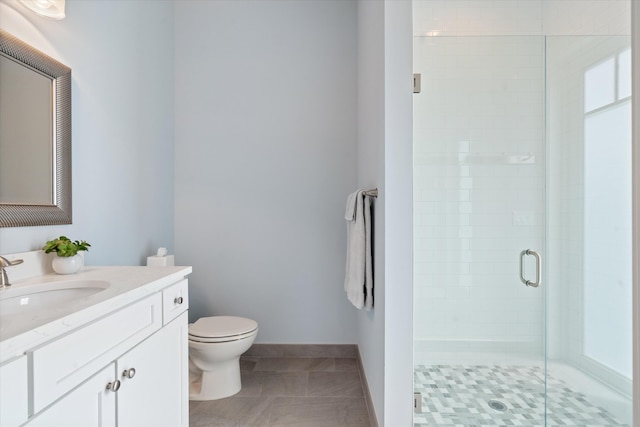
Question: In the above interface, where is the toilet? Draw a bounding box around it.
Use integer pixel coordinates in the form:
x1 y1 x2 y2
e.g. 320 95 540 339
188 316 258 401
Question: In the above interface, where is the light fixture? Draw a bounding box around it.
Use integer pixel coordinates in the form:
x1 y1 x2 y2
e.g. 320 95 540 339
19 0 66 20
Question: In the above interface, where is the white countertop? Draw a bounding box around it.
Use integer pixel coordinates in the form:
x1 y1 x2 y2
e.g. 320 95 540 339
0 265 192 363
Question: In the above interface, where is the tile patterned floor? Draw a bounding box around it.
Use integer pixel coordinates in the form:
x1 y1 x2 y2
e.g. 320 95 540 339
414 365 629 427
190 356 371 427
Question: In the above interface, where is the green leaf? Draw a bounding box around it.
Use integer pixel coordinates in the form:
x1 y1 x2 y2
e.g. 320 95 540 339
41 235 92 257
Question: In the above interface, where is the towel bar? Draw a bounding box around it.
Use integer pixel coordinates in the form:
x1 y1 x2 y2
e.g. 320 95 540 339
363 189 378 198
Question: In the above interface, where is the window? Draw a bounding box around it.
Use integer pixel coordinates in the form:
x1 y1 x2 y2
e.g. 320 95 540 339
583 48 632 379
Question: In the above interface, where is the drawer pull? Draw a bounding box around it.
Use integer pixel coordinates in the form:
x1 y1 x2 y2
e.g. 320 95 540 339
106 379 121 392
174 296 184 305
122 368 136 379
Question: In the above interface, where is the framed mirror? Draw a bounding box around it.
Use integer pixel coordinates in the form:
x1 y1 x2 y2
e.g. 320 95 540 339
0 29 72 227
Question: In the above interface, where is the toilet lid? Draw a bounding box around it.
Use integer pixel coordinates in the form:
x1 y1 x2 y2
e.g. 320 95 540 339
189 316 258 339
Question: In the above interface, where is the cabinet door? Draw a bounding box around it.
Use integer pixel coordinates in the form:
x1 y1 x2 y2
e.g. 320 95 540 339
118 312 188 427
25 363 116 427
0 356 28 427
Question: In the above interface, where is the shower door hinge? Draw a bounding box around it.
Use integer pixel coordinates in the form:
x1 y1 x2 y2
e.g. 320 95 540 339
413 73 421 93
414 392 422 412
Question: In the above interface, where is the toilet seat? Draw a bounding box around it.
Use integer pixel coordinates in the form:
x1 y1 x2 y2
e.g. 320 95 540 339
189 316 258 343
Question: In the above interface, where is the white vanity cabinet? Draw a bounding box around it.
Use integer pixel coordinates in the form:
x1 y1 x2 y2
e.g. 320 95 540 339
26 313 188 427
8 273 191 427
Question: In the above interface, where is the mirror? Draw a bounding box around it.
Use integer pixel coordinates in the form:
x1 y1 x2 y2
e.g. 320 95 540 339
0 29 72 227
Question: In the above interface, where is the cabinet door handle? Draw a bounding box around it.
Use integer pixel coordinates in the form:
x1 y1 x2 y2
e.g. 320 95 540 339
174 296 183 305
106 379 121 392
122 368 136 379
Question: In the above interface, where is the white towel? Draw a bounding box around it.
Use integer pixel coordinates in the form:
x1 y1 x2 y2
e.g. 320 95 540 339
345 191 358 221
344 190 374 310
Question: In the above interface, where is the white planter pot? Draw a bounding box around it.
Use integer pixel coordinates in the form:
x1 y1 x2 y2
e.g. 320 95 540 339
52 254 83 274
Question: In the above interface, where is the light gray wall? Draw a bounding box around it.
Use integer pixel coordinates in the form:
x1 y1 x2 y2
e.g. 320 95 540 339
381 1 413 424
174 0 359 344
356 0 385 423
356 1 414 425
0 0 175 265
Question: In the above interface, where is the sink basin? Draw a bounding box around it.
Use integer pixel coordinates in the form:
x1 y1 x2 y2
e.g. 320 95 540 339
0 280 110 316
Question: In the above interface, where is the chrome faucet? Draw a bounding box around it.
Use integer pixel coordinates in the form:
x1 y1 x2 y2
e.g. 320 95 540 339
0 256 23 288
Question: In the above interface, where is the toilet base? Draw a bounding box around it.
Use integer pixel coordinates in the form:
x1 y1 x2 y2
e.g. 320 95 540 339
189 357 242 401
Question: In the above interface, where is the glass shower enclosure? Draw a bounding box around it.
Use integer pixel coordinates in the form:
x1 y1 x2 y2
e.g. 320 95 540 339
413 35 632 426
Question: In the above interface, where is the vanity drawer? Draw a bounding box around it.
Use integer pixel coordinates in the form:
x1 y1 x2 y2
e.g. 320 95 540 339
162 279 189 324
32 293 162 413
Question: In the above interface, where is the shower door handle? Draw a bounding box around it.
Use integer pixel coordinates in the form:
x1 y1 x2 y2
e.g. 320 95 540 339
519 249 541 288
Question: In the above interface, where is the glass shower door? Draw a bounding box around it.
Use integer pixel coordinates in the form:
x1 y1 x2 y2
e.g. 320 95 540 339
413 36 547 426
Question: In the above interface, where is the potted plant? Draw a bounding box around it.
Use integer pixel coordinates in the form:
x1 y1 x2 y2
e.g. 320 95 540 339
42 236 91 274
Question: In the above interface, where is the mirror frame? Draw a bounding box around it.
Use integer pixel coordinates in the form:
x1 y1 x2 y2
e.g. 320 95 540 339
0 29 72 227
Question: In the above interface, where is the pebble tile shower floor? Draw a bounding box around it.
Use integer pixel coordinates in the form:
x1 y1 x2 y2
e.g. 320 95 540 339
414 365 628 427
189 356 371 426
